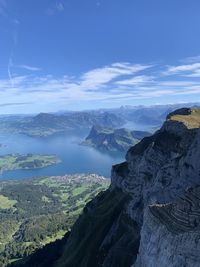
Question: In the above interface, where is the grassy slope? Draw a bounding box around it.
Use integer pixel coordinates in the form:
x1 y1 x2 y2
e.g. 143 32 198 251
0 195 17 209
169 108 200 129
0 175 109 265
0 154 61 172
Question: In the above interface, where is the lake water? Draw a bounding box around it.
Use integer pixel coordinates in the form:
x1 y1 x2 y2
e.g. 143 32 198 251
0 130 125 180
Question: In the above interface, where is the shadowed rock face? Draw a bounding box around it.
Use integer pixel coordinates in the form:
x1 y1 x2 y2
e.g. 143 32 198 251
15 108 200 267
54 189 140 267
63 108 200 267
149 186 200 234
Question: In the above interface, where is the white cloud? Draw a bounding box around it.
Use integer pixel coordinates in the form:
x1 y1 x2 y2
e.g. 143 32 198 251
185 69 200 77
115 75 154 86
169 63 200 72
165 62 200 76
15 64 41 71
181 55 200 63
157 81 198 87
80 63 152 89
1 60 200 113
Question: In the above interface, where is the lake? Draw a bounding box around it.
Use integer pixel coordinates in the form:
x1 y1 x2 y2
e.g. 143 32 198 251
0 130 125 180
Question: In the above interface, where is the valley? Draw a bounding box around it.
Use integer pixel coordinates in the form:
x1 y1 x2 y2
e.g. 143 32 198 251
0 174 109 266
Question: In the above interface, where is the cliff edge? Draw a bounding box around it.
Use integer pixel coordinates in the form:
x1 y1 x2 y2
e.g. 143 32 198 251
16 108 200 267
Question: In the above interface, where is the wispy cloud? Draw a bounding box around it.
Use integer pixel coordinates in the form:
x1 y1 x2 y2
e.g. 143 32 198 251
185 69 200 78
7 56 14 87
79 63 152 90
164 62 200 77
1 2 21 88
15 64 41 72
115 75 154 86
166 62 200 74
181 55 200 64
46 2 65 16
0 102 32 107
0 59 200 113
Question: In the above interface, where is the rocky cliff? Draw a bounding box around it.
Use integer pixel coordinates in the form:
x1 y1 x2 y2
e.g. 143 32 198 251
134 186 200 267
82 125 151 152
16 108 200 267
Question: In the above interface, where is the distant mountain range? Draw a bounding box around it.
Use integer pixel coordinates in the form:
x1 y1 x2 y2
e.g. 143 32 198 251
82 125 151 152
114 102 200 125
0 112 125 137
0 103 199 137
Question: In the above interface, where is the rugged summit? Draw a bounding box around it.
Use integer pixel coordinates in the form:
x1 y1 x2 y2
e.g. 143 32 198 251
82 125 151 152
16 108 200 267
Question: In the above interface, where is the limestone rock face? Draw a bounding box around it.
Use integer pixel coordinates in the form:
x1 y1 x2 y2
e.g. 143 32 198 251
134 187 200 267
52 108 200 267
111 108 200 266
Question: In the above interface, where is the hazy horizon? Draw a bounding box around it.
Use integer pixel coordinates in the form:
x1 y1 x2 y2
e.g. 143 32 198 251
0 101 200 115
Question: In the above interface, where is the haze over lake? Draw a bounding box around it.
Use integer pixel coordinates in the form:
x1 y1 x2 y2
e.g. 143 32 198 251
0 130 125 180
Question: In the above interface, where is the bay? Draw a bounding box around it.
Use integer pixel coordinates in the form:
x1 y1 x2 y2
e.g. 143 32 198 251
0 130 125 180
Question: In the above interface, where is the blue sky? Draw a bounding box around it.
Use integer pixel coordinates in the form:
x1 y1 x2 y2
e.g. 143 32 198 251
0 0 200 114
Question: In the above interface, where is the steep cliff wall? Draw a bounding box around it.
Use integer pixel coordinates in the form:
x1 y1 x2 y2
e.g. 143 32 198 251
16 108 200 267
56 108 200 267
134 186 200 267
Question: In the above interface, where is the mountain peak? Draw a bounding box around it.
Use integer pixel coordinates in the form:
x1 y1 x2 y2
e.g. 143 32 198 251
167 108 200 129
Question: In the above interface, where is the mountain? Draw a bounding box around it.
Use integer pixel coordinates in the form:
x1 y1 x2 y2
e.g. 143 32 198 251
82 125 151 152
13 107 200 267
0 112 125 137
31 112 125 129
1 103 200 137
117 102 200 126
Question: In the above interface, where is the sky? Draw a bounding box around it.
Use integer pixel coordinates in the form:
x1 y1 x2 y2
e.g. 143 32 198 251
0 0 200 114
